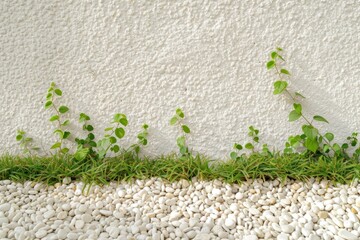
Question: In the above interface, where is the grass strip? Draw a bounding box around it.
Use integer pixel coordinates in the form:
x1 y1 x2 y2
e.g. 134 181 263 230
0 153 359 186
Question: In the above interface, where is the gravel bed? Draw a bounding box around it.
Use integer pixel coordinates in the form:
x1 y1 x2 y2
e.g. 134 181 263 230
0 178 360 240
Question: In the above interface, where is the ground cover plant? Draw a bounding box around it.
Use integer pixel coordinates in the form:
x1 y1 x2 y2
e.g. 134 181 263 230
1 48 360 186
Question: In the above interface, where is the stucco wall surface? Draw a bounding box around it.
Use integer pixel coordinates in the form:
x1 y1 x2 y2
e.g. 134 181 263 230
1 0 360 159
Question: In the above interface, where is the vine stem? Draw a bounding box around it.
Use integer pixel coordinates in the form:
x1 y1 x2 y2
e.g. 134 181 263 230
103 122 120 156
273 63 336 154
51 99 63 153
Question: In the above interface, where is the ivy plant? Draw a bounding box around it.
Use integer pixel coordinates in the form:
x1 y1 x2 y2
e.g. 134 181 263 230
129 124 149 156
170 108 191 158
15 130 39 155
44 82 71 154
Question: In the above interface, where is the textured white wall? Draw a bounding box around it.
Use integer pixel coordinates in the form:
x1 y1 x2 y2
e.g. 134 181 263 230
1 0 360 159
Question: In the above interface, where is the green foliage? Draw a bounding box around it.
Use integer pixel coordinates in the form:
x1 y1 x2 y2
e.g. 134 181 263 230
230 126 271 160
129 124 149 156
170 108 191 158
267 48 359 160
97 113 128 159
15 130 39 155
74 113 98 161
44 82 70 155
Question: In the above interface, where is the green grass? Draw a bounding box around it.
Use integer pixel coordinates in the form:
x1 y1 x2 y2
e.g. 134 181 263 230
0 152 359 186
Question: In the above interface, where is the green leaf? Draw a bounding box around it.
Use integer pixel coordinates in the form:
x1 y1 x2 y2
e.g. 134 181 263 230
59 106 69 114
113 113 127 124
182 125 191 133
79 113 90 122
302 125 318 140
324 132 334 142
134 145 140 154
271 52 278 59
289 110 301 122
86 125 94 131
88 133 95 140
177 136 186 147
234 143 243 150
245 143 254 150
50 142 61 149
333 143 341 154
323 144 330 153
112 145 120 153
280 69 290 75
304 138 319 153
143 124 149 129
75 147 89 161
294 92 306 99
49 115 59 122
53 129 64 138
46 93 52 99
180 146 188 155
176 108 184 118
61 120 70 126
267 60 275 69
230 152 238 160
341 143 349 149
89 141 97 147
119 118 128 127
24 137 33 142
115 128 125 139
170 116 178 125
273 81 288 95
63 131 70 139
109 136 117 144
104 127 113 131
293 103 302 114
44 101 53 109
141 139 148 146
16 135 23 141
276 47 283 51
61 148 69 154
54 89 62 96
313 115 329 124
253 137 259 143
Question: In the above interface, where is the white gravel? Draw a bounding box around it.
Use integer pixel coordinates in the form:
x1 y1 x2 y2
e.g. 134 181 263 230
0 178 360 240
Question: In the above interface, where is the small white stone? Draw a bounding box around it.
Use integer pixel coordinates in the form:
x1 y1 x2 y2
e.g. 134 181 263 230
235 192 243 200
57 229 69 239
281 224 295 234
61 204 71 211
308 234 321 240
187 230 197 238
44 210 55 219
78 205 87 213
75 220 85 229
169 211 182 221
0 217 9 224
35 229 48 238
0 203 11 212
131 225 140 234
117 190 126 198
107 226 120 238
338 229 358 240
57 211 67 220
62 177 71 184
81 213 92 223
211 188 222 197
224 218 236 229
249 207 260 216
243 235 258 240
277 233 289 240
99 210 112 216
194 233 212 240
